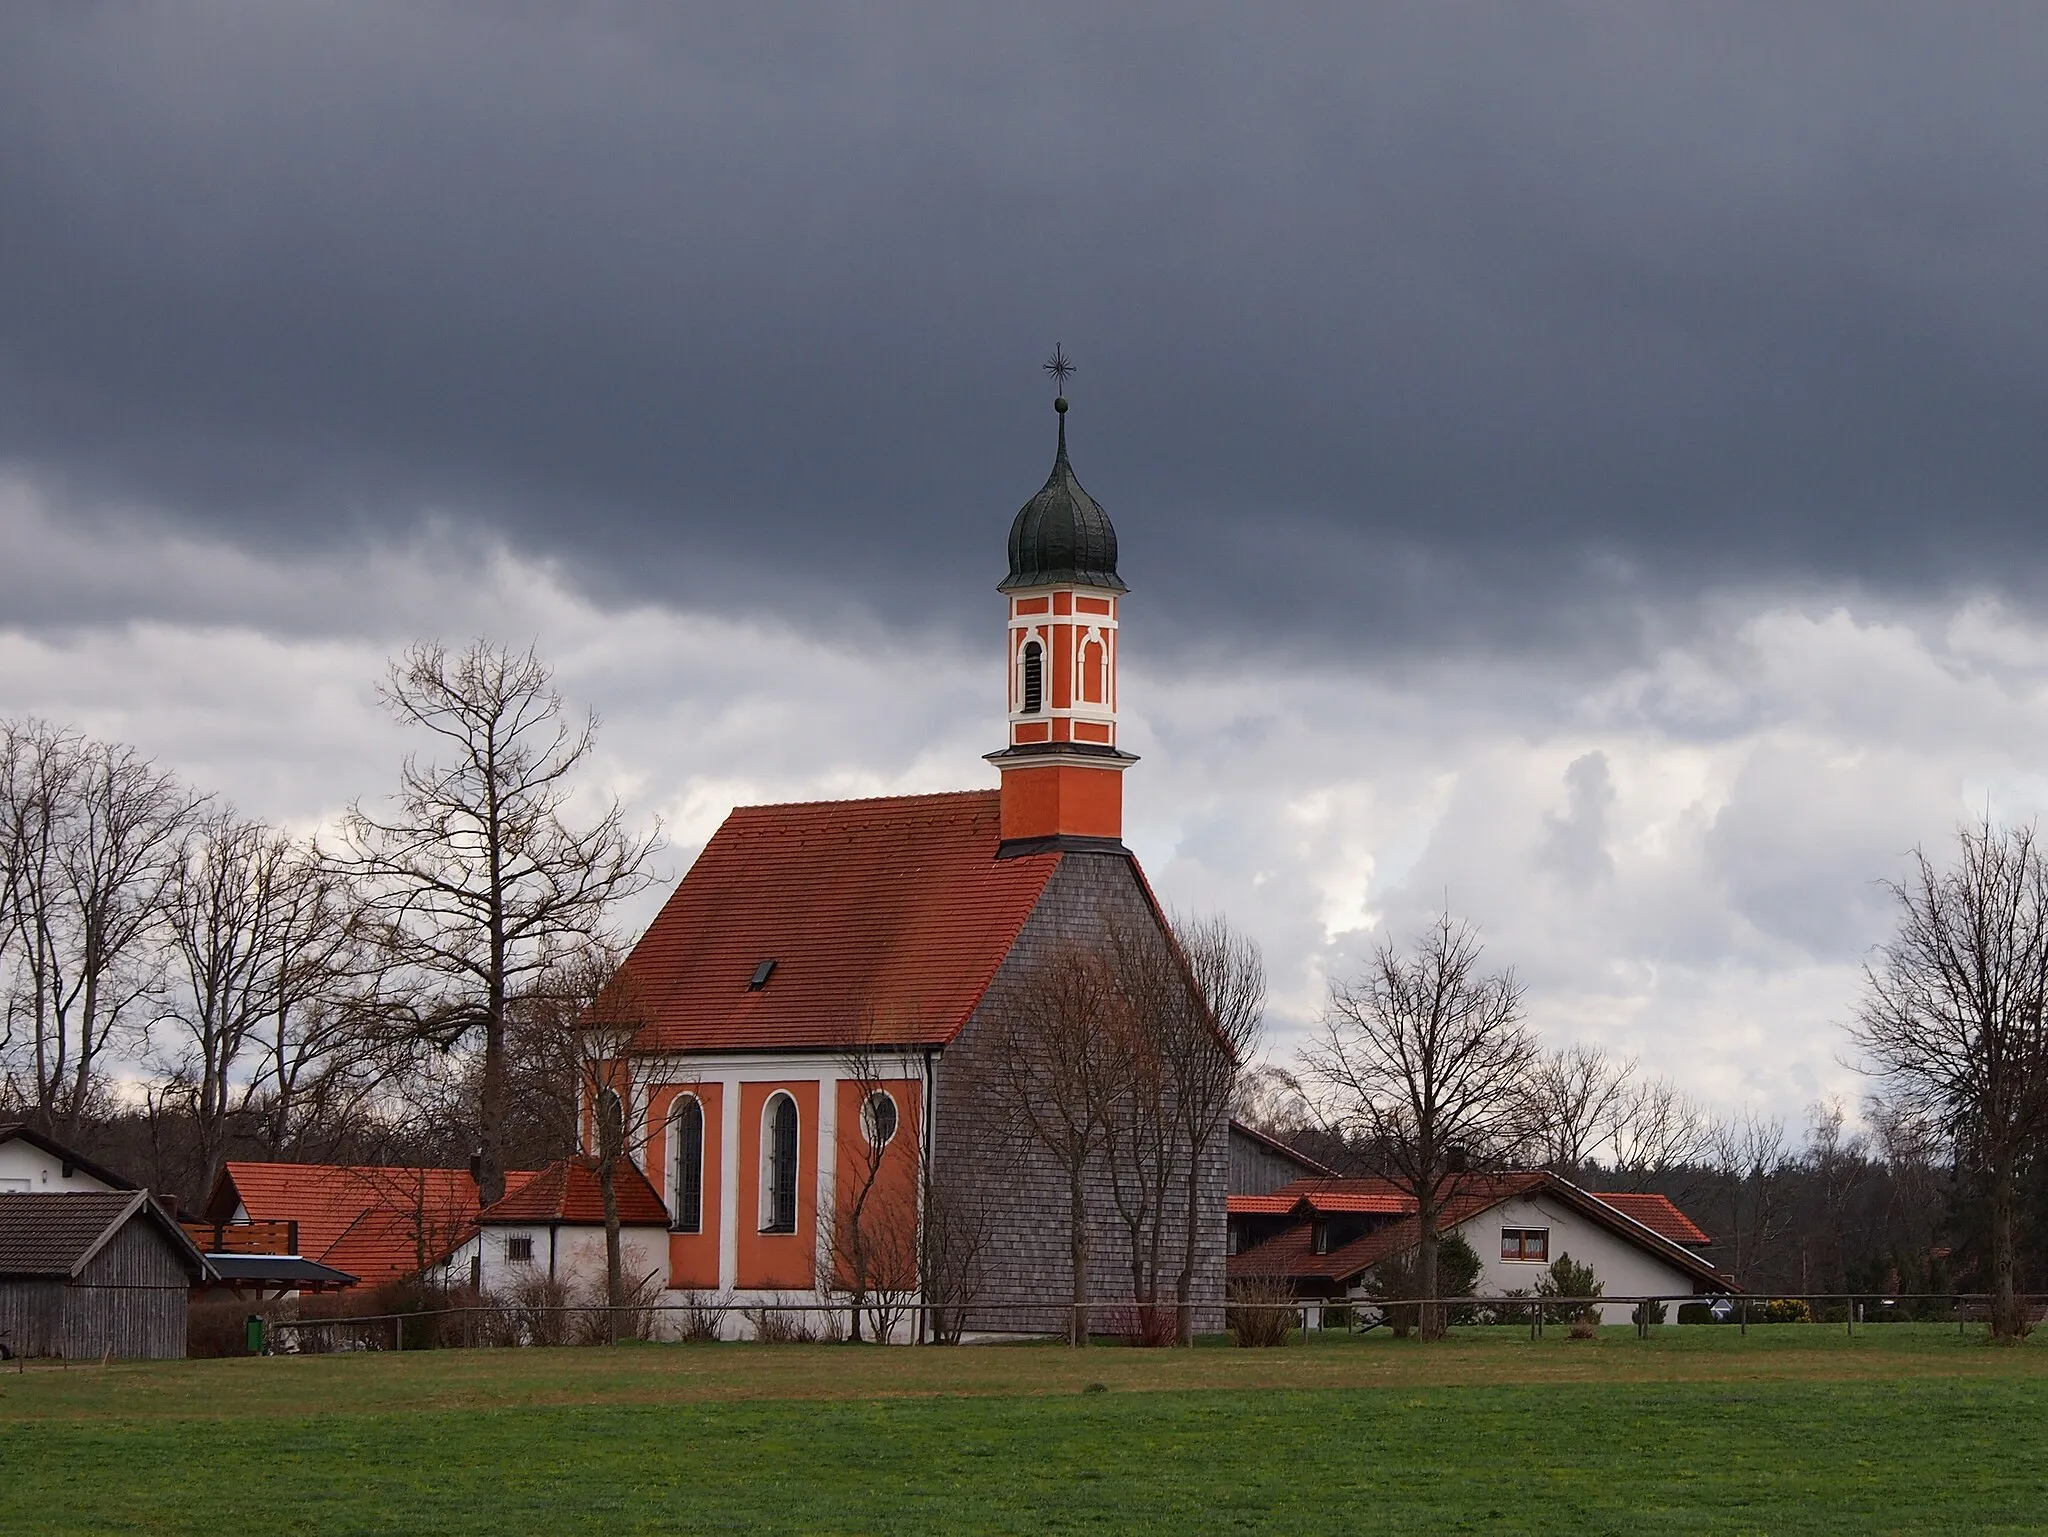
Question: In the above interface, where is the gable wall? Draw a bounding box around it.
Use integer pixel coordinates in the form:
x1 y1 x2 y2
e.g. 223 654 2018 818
935 851 1228 1334
1228 1128 1320 1196
0 1141 121 1194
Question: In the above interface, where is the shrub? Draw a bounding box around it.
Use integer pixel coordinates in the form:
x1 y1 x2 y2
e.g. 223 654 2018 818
1536 1253 1604 1324
504 1271 572 1347
670 1289 733 1343
1676 1302 1718 1325
1225 1272 1297 1347
1631 1299 1668 1326
570 1269 663 1345
1567 1318 1600 1340
1367 1234 1484 1336
1766 1297 1814 1324
744 1296 821 1343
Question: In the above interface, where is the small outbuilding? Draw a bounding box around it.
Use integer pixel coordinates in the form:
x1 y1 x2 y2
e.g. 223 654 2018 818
0 1190 213 1358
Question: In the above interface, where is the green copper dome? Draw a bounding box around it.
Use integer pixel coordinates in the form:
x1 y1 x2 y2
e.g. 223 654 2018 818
999 400 1127 593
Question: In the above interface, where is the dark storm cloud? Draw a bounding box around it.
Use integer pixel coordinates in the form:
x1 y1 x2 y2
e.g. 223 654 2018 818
4 3 2047 648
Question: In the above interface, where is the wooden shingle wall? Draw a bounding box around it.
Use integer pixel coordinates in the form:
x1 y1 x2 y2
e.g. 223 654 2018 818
936 851 1228 1335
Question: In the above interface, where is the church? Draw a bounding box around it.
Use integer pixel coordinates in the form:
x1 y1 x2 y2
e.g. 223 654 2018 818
581 390 1225 1339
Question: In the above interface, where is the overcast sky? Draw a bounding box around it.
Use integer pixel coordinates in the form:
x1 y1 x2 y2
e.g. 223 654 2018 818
7 3 2048 1128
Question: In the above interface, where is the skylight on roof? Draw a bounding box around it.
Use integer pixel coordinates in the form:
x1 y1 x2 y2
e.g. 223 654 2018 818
748 959 778 991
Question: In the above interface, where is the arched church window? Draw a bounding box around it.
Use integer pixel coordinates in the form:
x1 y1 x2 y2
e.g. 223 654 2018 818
1021 640 1044 714
670 1095 704 1234
762 1092 799 1234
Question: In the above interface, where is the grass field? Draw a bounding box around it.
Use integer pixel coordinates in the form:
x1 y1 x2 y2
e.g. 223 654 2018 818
4 1325 2046 1534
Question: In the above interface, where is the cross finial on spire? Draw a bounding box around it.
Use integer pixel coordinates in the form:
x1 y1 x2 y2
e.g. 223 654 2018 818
1042 343 1075 396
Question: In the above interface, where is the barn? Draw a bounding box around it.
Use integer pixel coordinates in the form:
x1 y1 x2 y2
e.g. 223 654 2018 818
0 1190 213 1359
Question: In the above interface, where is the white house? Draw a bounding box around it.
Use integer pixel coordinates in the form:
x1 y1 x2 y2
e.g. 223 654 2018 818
0 1124 133 1195
1227 1170 1729 1324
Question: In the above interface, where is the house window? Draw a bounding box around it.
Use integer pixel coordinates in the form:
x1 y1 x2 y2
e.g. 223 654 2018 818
1311 1221 1331 1256
1021 640 1044 714
671 1094 705 1234
762 1092 799 1234
506 1236 534 1264
862 1090 898 1148
1502 1227 1549 1262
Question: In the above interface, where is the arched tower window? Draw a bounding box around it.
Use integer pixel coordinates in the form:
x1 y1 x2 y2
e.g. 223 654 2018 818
761 1092 799 1234
1080 635 1105 705
1021 639 1044 714
670 1095 704 1234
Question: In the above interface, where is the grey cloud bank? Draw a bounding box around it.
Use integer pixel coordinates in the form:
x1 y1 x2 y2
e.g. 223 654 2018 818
5 4 2048 654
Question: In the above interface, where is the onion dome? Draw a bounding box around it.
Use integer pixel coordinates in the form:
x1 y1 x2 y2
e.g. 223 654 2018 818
999 398 1127 593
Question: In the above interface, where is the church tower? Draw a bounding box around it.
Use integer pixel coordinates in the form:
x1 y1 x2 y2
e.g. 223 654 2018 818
987 389 1138 854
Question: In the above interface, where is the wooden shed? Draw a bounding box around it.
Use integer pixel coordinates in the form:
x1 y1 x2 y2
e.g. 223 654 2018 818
0 1191 212 1359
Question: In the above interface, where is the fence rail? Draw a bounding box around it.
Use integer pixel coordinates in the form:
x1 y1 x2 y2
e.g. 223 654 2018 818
219 1291 2032 1355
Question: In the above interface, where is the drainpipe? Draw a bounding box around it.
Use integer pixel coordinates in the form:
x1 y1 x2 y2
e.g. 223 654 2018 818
921 1049 938 1346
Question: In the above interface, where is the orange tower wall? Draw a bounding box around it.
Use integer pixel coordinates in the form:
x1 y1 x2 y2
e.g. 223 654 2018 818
998 762 1123 842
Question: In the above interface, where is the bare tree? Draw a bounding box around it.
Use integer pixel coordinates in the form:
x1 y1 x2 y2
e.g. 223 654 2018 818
985 941 1130 1345
337 642 662 1204
156 811 300 1193
1523 1044 1633 1174
826 1020 923 1343
1231 1061 1310 1135
1301 913 1537 1340
1163 912 1265 1343
549 947 666 1345
0 721 200 1136
1603 1074 1715 1194
1852 820 2048 1340
1704 1110 1792 1291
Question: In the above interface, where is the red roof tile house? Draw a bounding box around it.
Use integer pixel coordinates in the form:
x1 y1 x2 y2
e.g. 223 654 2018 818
444 1158 671 1298
607 399 1224 1338
201 1162 520 1288
1228 1173 1732 1324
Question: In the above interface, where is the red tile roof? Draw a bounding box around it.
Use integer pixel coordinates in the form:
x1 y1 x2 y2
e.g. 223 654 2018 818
207 1162 538 1286
624 791 1063 1053
1593 1191 1713 1246
479 1158 669 1227
1226 1194 1301 1215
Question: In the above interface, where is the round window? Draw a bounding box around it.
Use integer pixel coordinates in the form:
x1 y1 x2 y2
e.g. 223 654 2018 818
862 1090 899 1147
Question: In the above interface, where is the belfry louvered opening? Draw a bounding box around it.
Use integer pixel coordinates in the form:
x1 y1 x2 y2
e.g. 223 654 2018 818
1021 640 1044 714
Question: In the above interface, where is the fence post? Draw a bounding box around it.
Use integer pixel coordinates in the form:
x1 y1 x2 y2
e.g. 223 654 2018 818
1739 1297 1747 1336
395 1315 403 1353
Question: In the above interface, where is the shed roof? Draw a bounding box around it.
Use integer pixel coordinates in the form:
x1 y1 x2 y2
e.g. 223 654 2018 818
623 791 1062 1054
0 1191 210 1281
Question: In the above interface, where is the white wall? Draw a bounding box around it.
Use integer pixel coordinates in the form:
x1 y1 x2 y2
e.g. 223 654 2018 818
441 1224 667 1301
1456 1194 1706 1324
0 1140 122 1194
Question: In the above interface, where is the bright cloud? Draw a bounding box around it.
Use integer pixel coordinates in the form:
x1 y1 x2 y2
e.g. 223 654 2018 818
5 477 2044 1127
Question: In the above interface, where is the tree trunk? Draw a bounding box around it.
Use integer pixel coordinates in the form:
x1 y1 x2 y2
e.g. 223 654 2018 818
1175 1176 1198 1346
1990 1155 2024 1341
1416 1188 1443 1342
1068 1166 1090 1347
601 1160 624 1345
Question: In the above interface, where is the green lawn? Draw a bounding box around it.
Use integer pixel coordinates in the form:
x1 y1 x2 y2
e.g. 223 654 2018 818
3 1327 2045 1534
